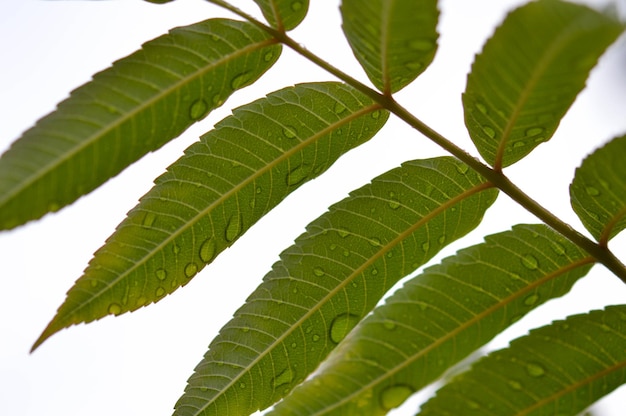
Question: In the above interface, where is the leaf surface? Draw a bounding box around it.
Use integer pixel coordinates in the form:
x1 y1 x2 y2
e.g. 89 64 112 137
0 18 281 230
253 0 309 31
570 134 626 244
174 156 497 416
419 305 626 416
463 0 623 169
269 224 594 415
32 82 388 350
341 0 439 94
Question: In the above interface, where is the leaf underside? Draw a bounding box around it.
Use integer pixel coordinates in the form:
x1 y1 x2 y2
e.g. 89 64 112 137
0 18 281 231
253 0 309 31
270 224 594 415
341 0 439 94
570 134 626 244
32 82 388 351
463 0 623 169
420 305 626 416
174 156 497 416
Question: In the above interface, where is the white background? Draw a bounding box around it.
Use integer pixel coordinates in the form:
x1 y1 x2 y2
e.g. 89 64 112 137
1 0 626 415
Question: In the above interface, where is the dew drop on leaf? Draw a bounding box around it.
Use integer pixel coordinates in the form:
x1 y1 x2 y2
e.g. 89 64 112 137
184 262 198 278
482 125 496 138
225 215 243 242
334 101 346 114
337 228 350 238
313 267 325 277
475 101 488 114
417 301 428 311
155 268 167 281
525 127 544 137
521 254 539 270
286 164 310 186
230 71 251 90
263 51 274 62
408 38 435 52
388 199 400 210
291 1 303 11
525 362 545 377
456 163 469 175
369 237 382 247
371 110 382 119
508 380 523 391
189 99 209 120
513 140 525 148
108 303 122 315
585 186 601 196
155 287 165 297
550 241 566 255
421 242 430 252
272 367 294 388
142 212 157 227
282 125 297 139
524 293 539 306
312 334 320 342
329 313 360 343
199 238 216 263
380 384 413 410
383 320 396 331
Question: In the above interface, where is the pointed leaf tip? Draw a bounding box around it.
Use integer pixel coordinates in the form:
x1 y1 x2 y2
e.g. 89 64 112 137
341 0 439 94
32 82 388 350
463 0 623 169
0 18 281 231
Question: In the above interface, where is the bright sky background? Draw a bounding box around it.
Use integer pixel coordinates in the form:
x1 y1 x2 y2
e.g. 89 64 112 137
1 1 626 415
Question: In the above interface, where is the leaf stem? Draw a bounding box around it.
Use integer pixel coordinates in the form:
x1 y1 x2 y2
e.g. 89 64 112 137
206 0 626 284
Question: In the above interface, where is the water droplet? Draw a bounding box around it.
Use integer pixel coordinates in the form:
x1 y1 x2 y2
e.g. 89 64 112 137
475 101 488 114
369 237 381 247
482 125 495 138
417 301 428 311
272 367 294 388
185 262 198 278
286 164 310 186
334 102 346 114
388 199 400 209
550 241 566 255
312 334 320 342
291 342 297 348
456 163 469 174
337 228 350 238
225 215 243 242
586 186 600 196
230 71 251 89
342 249 350 257
108 303 122 315
199 238 216 263
371 110 382 119
189 99 208 120
172 244 181 255
89 279 99 288
408 38 434 52
438 235 446 245
239 382 246 389
156 287 165 297
142 212 157 227
508 380 523 391
212 94 224 107
291 1 302 11
601 324 612 332
155 268 167 281
242 327 250 333
525 127 544 137
526 363 545 377
329 313 360 343
521 254 539 270
282 125 297 139
513 140 525 148
524 293 539 306
405 61 423 71
313 267 325 277
421 242 430 252
263 51 275 62
383 320 396 330
371 267 379 276
380 384 413 410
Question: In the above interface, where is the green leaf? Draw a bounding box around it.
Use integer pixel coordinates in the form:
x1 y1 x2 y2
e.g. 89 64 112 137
174 156 497 416
253 0 309 31
269 224 594 415
341 0 439 94
463 0 623 169
419 304 626 416
0 18 281 231
31 82 388 351
571 134 626 244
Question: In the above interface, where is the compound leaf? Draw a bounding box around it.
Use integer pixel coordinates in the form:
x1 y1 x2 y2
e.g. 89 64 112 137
270 224 594 415
0 18 281 230
463 0 623 169
32 82 388 351
571 134 626 244
419 305 626 416
253 0 309 31
174 156 497 416
341 0 439 94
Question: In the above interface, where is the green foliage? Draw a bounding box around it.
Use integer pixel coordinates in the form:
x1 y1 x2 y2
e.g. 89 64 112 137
2 0 626 415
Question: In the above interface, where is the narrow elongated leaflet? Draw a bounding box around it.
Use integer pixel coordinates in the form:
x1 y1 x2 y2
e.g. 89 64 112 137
0 18 281 230
32 82 388 351
175 156 497 416
269 224 594 415
463 1 623 169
